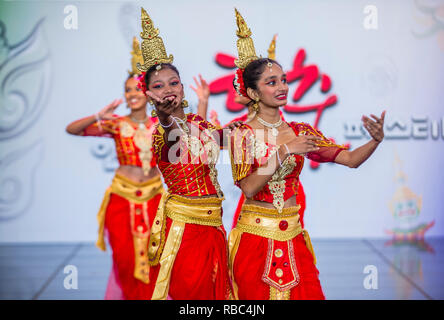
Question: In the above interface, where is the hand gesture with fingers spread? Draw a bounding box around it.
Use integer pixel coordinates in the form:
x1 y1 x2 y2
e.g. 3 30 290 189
362 111 386 143
98 99 123 120
190 74 210 102
145 90 177 120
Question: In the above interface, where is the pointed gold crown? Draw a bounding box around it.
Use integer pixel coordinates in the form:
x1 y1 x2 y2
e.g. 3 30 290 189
267 34 277 60
128 36 144 77
137 8 173 72
234 8 258 69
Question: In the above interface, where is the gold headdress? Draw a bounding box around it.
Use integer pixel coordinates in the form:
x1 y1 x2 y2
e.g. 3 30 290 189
267 34 277 60
136 8 173 73
128 36 144 77
234 8 258 69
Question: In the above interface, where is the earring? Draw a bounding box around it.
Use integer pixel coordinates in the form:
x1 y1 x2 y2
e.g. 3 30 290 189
147 100 157 117
181 99 188 108
252 97 260 113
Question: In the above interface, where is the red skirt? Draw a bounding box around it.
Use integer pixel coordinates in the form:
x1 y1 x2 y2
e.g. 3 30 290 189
104 192 162 300
165 217 232 300
233 232 325 300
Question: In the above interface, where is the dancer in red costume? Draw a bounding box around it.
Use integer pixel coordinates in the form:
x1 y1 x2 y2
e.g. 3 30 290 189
66 37 162 299
66 33 211 299
136 8 239 300
196 35 308 231
230 36 306 230
228 9 386 300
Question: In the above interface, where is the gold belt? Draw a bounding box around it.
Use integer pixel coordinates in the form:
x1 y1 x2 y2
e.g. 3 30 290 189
149 193 224 266
165 194 224 227
149 193 224 300
229 203 317 300
108 173 164 203
95 173 164 284
236 204 302 242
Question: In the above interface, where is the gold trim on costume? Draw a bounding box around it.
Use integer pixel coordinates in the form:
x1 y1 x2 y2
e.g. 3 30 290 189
148 193 224 266
119 121 155 176
148 192 169 266
236 204 302 241
149 194 225 300
165 195 223 227
228 203 318 300
269 286 290 300
302 229 317 265
130 202 150 283
95 173 164 283
268 155 298 213
262 238 300 292
96 174 164 251
297 123 348 149
151 220 185 300
227 228 243 300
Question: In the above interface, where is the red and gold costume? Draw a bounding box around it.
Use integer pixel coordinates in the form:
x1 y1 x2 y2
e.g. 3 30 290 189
82 114 164 299
227 9 347 300
224 110 307 230
135 7 231 300
147 114 232 300
76 34 164 299
229 122 346 300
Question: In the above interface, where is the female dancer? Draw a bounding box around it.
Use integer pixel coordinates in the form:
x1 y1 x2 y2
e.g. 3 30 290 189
229 35 307 231
192 35 308 232
136 8 237 300
228 9 386 300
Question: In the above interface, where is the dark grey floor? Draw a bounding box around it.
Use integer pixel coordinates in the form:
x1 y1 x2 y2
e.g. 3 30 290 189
1 237 442 300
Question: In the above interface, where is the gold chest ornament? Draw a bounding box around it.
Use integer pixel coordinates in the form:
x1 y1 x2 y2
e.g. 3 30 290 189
180 126 223 198
120 121 153 176
268 155 297 213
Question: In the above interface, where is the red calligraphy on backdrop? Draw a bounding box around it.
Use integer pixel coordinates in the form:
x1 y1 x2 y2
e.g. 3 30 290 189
209 48 350 169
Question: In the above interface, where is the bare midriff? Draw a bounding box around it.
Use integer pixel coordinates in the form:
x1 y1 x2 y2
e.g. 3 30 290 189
244 194 298 209
116 165 161 184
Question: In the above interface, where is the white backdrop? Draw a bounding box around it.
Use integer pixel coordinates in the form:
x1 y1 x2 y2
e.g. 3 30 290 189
0 0 443 242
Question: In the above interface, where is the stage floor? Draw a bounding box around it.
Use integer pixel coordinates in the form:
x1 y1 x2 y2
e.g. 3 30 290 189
1 238 443 300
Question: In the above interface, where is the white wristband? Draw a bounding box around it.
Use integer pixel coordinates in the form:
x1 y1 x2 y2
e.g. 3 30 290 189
283 143 290 155
95 113 102 131
276 148 282 167
159 116 173 128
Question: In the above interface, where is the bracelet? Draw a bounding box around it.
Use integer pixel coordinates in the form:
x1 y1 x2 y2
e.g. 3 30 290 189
95 113 102 131
276 147 283 167
283 143 290 155
158 116 173 128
